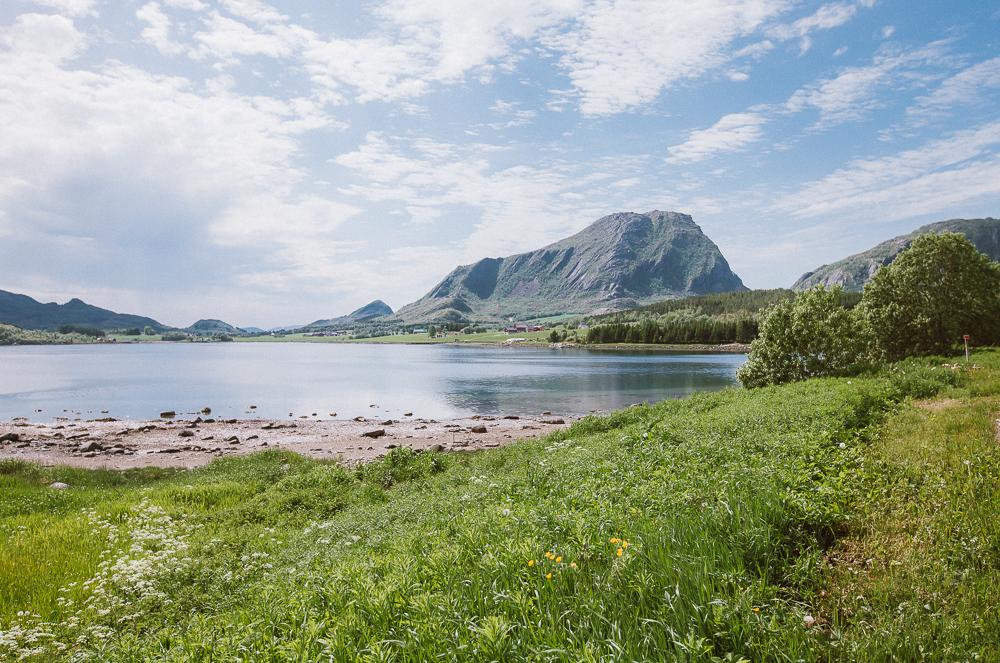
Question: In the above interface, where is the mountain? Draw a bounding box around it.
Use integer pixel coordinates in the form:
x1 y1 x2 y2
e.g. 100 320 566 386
792 218 1000 292
307 300 394 329
185 319 241 335
395 210 746 322
0 289 168 331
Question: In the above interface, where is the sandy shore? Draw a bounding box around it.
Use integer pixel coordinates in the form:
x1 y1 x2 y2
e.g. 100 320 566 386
0 412 573 470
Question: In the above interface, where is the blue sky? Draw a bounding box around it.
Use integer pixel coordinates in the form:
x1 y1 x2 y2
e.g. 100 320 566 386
1 0 998 327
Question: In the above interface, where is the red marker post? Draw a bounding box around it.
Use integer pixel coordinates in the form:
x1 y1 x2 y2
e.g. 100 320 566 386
963 334 971 362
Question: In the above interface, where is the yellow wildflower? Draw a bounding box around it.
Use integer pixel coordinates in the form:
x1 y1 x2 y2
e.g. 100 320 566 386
753 607 760 613
528 560 535 567
616 547 623 557
622 541 630 549
570 562 578 569
546 572 552 580
555 556 562 563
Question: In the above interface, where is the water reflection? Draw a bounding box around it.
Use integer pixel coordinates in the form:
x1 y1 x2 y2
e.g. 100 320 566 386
0 344 744 421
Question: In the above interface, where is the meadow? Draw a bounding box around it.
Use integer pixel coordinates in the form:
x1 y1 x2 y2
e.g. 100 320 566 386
1 352 998 660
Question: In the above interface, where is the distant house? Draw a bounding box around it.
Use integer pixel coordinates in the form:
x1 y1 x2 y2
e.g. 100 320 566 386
412 328 428 334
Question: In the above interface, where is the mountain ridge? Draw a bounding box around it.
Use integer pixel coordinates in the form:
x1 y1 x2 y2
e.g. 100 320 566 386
0 289 168 331
395 210 746 323
307 300 394 329
792 218 1000 291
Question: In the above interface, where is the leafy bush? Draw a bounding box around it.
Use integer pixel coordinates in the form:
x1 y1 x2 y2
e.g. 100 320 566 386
860 233 1000 360
738 286 871 387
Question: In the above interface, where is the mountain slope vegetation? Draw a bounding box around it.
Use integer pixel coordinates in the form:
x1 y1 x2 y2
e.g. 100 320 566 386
0 289 167 332
793 217 1000 291
396 210 746 323
307 300 394 329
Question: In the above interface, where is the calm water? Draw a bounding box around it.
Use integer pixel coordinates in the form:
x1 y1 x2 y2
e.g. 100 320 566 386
0 343 745 422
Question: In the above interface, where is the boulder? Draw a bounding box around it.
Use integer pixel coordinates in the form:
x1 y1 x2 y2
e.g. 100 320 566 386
178 430 195 438
49 482 70 490
0 432 20 443
201 407 212 414
160 410 176 418
78 441 103 452
362 429 386 439
470 425 488 434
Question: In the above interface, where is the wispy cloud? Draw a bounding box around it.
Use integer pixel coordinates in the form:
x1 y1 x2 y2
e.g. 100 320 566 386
784 42 949 129
774 119 1000 221
549 0 790 116
666 112 768 164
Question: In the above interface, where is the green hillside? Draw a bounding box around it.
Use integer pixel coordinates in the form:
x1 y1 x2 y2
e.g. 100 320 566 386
793 217 1000 291
0 289 167 332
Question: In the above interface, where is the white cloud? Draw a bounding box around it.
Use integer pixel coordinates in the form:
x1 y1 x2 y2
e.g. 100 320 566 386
334 133 658 262
2 12 85 62
881 25 895 39
766 1 869 41
785 43 947 129
550 0 790 116
774 119 1000 221
908 56 1000 119
666 112 767 163
137 2 186 56
30 0 97 17
0 10 348 317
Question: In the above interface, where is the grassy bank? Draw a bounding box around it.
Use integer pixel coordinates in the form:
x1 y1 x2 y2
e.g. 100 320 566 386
1 353 998 660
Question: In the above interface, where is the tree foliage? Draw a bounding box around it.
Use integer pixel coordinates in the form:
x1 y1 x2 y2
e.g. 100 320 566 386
737 286 870 388
859 233 1000 360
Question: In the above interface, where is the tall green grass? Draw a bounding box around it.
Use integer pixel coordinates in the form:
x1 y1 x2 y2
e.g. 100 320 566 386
0 354 988 661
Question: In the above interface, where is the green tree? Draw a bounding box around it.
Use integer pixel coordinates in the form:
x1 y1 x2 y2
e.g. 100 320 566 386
737 286 870 388
859 233 1000 360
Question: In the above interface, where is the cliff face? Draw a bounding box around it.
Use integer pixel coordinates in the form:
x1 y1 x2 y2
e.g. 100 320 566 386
396 210 747 322
793 218 1000 292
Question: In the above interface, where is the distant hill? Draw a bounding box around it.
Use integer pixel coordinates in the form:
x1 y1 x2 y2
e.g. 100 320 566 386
307 300 394 329
395 210 746 323
185 319 241 335
0 289 168 331
793 218 1000 291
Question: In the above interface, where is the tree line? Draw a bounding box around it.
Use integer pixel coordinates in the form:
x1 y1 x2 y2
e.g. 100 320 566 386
585 316 758 345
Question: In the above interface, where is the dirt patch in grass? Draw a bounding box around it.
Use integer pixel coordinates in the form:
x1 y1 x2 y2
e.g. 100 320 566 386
912 397 962 411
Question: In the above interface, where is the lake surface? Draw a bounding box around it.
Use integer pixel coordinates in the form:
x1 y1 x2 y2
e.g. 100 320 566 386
0 343 745 422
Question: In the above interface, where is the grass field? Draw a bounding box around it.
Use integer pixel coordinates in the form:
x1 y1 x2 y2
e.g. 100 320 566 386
1 353 998 660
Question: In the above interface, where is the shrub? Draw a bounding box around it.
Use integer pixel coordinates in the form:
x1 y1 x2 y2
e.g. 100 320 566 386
738 286 871 388
860 233 1000 360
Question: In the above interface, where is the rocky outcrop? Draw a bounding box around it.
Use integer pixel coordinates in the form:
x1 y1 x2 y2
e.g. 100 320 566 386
396 210 746 322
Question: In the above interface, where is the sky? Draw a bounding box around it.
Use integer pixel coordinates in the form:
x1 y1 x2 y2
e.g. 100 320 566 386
1 0 998 328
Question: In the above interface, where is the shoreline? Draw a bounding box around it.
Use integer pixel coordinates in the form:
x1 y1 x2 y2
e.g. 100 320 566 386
0 413 575 470
3 337 750 353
